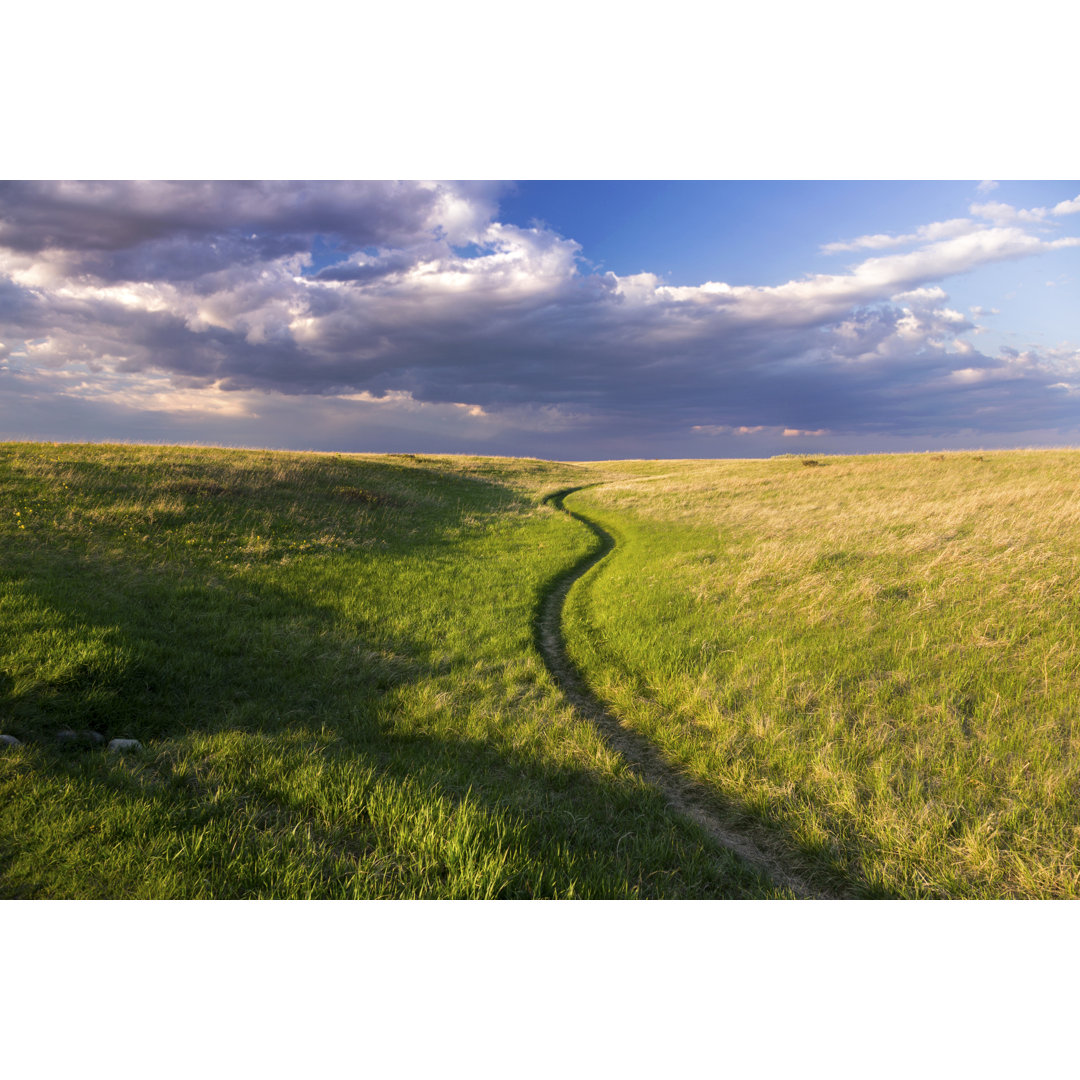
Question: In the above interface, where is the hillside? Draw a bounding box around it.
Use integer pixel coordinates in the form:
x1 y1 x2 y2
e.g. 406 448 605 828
0 443 777 898
3 443 1079 898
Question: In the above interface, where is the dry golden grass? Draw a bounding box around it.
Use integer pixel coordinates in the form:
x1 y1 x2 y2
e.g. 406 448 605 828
564 450 1080 897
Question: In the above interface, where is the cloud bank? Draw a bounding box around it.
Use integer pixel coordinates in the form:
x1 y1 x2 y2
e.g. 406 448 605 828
1 180 1078 456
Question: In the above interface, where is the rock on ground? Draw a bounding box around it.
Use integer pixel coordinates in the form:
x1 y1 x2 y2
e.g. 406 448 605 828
107 738 144 753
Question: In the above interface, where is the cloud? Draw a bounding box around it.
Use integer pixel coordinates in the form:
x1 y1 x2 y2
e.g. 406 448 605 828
691 424 766 436
0 180 503 256
821 218 975 254
716 228 1077 334
1 181 1079 454
970 192 1080 226
976 180 999 194
970 200 1050 226
310 251 419 284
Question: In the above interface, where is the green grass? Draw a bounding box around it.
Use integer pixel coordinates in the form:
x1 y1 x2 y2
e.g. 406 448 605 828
8 443 1078 899
562 451 1080 898
0 442 780 899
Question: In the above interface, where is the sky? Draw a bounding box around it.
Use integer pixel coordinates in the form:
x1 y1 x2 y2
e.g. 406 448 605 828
1 179 1078 459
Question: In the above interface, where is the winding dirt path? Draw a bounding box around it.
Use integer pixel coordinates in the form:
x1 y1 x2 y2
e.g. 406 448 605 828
538 485 829 900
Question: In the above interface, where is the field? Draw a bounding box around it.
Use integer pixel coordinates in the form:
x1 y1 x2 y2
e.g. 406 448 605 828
564 452 1080 897
0 443 777 898
2 443 1078 898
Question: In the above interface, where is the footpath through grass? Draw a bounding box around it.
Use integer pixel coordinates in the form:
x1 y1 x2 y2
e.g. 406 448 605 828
563 451 1080 898
0 443 781 899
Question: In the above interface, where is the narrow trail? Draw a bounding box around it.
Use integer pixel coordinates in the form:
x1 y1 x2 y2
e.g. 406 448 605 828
538 485 829 900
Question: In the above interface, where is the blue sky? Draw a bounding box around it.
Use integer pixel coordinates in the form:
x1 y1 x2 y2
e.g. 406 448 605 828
504 181 1079 351
1 179 1078 458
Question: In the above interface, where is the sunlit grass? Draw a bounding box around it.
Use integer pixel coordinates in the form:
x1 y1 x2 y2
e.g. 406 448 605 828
11 442 1072 898
0 442 780 899
563 450 1080 897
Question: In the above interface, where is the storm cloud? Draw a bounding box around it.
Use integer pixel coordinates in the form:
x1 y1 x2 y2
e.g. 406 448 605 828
1 180 1078 456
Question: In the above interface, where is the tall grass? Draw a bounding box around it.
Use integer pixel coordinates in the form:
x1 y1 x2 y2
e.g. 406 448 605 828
563 451 1080 897
0 443 780 899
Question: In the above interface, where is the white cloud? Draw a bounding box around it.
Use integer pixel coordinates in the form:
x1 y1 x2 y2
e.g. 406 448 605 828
976 180 999 194
892 286 948 304
950 367 987 382
709 228 1078 331
822 232 901 254
970 193 1080 225
822 218 975 254
78 379 260 417
691 424 765 436
970 200 1052 226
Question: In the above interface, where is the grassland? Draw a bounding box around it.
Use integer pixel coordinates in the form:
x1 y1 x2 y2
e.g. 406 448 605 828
563 451 1080 898
4 443 1078 899
0 442 780 899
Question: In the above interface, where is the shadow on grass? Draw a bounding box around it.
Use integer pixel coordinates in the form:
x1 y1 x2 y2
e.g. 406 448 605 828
0 462 783 898
0 456 538 744
0 534 782 897
0 462 897 898
0 727 786 899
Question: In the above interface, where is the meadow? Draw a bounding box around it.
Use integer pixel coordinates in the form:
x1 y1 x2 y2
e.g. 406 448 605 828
0 443 777 898
2 443 1077 898
564 451 1080 897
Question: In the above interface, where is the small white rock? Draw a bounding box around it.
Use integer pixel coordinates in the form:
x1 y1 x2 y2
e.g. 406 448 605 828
0 734 21 748
108 738 144 753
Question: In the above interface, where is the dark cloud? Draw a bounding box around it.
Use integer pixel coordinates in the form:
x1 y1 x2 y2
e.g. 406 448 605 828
0 180 481 253
0 275 42 323
83 232 311 285
1 180 1078 454
311 251 420 284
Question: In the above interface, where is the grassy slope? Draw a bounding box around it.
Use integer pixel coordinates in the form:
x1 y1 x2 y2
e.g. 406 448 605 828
563 452 1080 898
0 443 779 899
